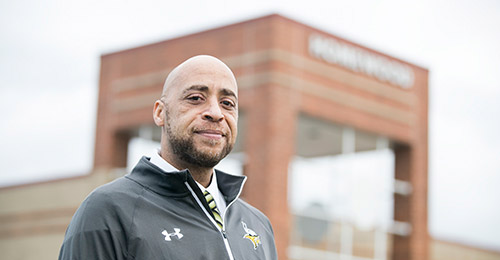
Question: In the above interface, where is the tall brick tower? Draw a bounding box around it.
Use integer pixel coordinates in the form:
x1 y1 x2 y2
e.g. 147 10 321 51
93 14 428 260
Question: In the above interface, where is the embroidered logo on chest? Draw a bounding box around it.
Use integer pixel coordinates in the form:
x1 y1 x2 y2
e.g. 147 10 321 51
241 222 261 250
162 228 183 241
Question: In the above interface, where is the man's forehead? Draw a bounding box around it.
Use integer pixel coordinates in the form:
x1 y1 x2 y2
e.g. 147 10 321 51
162 55 238 97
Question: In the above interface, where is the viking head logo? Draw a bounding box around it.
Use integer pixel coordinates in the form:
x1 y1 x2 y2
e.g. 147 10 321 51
242 222 261 250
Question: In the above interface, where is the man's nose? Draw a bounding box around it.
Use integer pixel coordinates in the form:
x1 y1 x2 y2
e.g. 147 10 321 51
202 99 224 122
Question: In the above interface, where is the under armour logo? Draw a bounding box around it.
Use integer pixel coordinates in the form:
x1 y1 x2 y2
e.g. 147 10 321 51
162 228 183 241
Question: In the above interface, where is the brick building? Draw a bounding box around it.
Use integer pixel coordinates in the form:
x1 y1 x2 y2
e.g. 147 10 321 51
2 13 497 260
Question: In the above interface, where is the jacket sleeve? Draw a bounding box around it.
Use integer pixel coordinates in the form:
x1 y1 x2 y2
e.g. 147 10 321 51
58 189 130 260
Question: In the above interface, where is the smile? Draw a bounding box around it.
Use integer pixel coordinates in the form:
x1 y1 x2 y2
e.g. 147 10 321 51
194 130 225 139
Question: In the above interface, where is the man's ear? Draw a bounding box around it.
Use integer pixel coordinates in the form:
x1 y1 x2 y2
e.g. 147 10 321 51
153 100 165 127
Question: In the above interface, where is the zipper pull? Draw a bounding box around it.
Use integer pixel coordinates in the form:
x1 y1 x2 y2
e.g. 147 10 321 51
222 230 228 239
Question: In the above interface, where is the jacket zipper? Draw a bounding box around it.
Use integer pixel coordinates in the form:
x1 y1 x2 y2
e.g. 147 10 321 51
185 182 238 260
220 176 246 260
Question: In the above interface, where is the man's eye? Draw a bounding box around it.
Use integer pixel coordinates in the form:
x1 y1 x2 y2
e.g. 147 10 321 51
221 100 235 108
187 95 203 102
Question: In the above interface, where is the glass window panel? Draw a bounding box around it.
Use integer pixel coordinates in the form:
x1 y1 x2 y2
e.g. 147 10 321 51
291 115 395 260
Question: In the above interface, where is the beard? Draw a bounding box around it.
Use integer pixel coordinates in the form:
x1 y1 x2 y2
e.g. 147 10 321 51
165 120 234 168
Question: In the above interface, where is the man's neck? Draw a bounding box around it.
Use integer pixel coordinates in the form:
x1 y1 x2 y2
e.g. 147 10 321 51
160 150 213 188
186 167 213 188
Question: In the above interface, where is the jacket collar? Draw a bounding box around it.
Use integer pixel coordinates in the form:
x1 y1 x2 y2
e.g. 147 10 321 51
126 156 246 203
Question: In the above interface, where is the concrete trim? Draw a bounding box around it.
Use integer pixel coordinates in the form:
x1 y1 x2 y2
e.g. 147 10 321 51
0 208 76 238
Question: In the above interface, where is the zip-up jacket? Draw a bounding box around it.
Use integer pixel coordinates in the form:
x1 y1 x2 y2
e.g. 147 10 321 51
59 157 278 260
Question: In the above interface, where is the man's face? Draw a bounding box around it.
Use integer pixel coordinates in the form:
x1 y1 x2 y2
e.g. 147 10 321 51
161 61 238 168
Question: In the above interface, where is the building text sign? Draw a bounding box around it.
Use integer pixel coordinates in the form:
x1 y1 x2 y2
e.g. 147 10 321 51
309 34 414 89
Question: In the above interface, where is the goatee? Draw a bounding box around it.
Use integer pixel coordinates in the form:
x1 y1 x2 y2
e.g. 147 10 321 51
166 126 233 168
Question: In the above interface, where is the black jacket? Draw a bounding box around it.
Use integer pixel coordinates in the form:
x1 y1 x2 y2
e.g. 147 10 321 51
59 157 278 260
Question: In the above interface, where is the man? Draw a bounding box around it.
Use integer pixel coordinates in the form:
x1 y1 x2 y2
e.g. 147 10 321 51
59 55 278 259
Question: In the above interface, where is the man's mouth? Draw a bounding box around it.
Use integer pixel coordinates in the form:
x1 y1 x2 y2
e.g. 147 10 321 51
194 129 226 139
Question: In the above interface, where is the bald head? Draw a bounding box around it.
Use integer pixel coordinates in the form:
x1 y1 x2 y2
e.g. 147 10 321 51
162 55 238 98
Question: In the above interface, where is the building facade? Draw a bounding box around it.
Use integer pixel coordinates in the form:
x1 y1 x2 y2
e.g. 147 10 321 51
0 14 457 260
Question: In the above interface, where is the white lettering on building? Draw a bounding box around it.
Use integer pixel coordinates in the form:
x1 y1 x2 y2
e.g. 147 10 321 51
309 34 414 89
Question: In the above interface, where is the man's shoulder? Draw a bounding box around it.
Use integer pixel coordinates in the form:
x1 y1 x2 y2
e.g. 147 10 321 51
60 177 141 259
77 176 143 215
65 176 143 233
90 175 141 198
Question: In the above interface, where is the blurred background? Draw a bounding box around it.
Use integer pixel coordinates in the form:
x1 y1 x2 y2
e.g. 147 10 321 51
1 0 499 259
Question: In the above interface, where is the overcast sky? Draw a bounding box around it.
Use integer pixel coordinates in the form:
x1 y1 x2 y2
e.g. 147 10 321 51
1 0 499 252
